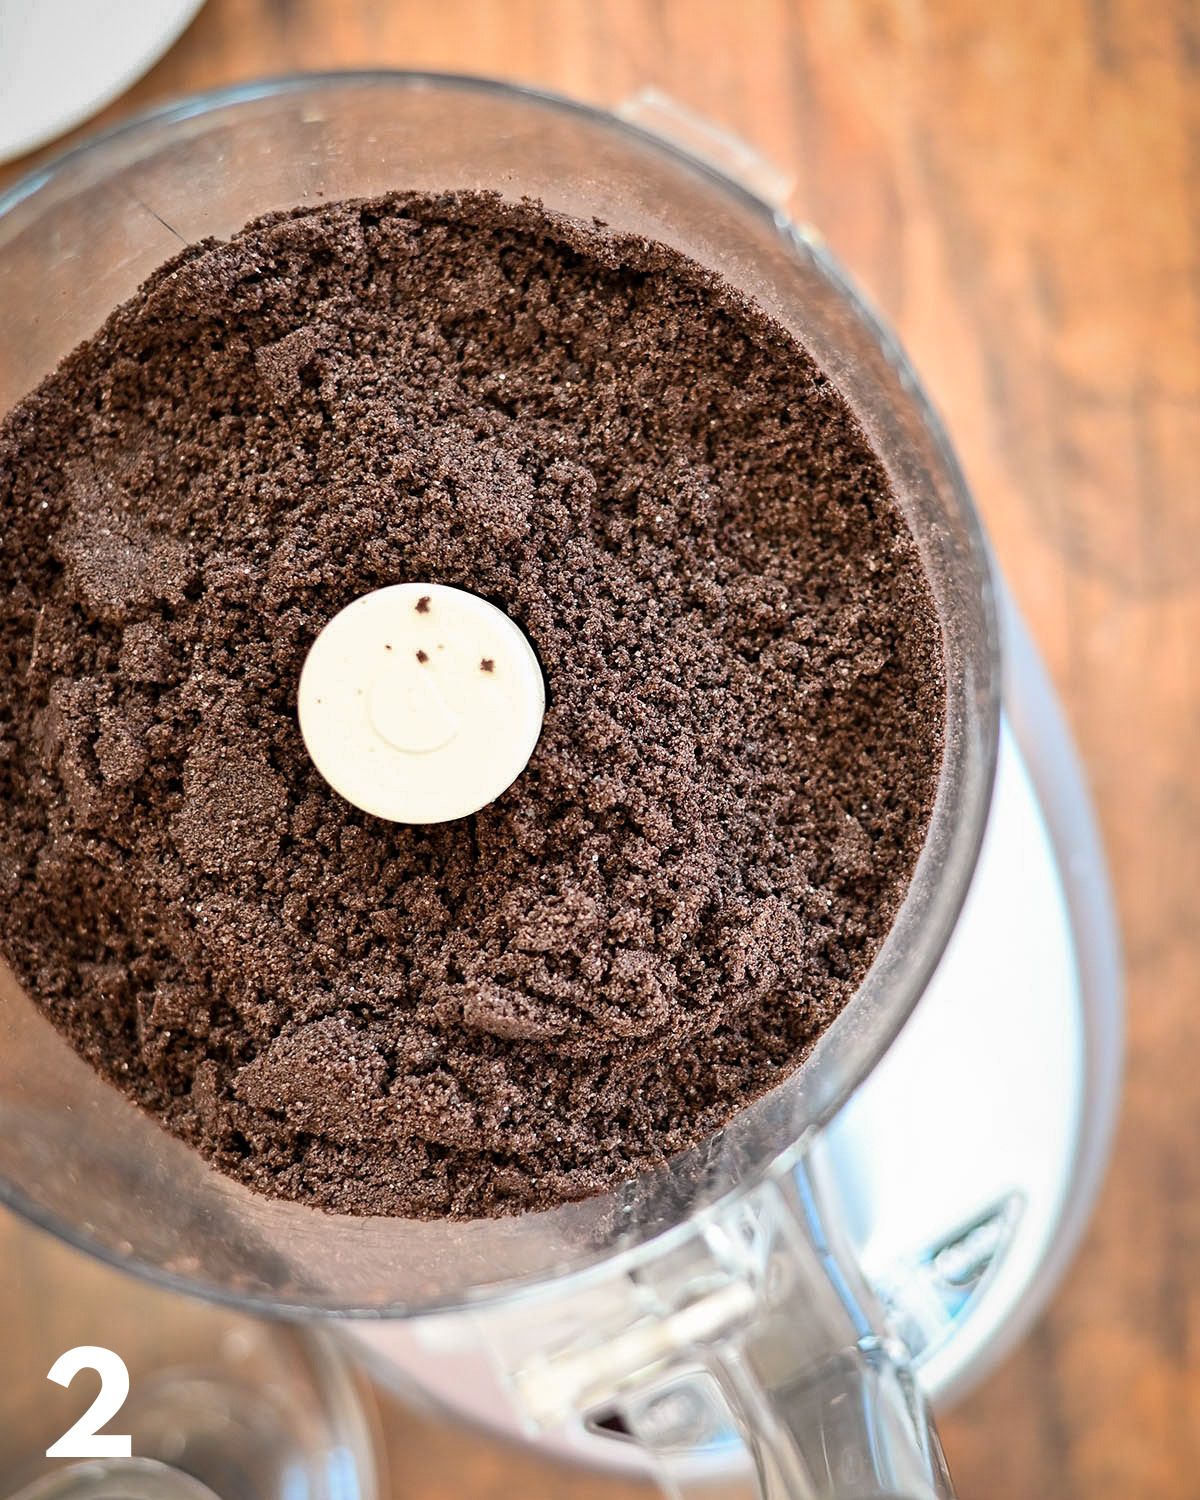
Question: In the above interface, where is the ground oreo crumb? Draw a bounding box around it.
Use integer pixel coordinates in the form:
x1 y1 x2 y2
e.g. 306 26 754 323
0 191 944 1219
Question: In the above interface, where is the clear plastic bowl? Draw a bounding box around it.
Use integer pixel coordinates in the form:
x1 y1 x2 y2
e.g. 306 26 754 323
0 72 999 1317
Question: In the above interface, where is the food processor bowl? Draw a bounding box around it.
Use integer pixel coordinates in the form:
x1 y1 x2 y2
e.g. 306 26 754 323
0 70 999 1317
0 72 1018 1500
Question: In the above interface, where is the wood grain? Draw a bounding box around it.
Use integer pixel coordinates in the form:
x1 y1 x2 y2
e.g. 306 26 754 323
0 2 1196 1497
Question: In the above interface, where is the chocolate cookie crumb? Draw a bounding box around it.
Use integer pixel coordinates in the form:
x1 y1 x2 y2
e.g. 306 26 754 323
0 191 943 1219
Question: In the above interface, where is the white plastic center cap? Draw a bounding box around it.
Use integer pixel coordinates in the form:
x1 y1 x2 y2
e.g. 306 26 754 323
298 583 545 824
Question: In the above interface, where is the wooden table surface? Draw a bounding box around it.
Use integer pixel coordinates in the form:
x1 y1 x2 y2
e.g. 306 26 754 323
0 2 1196 1497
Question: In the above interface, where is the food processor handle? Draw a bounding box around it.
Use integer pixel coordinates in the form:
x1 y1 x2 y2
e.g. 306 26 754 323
608 1160 956 1500
704 1326 954 1500
726 1160 954 1499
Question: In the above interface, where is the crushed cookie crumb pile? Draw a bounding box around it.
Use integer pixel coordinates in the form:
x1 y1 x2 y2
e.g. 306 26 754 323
0 191 943 1218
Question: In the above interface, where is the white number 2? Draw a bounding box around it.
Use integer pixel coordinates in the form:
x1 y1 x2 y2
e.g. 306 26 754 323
45 1346 131 1458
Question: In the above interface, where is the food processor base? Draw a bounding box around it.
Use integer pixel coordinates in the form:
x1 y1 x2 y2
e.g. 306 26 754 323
344 585 1122 1475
